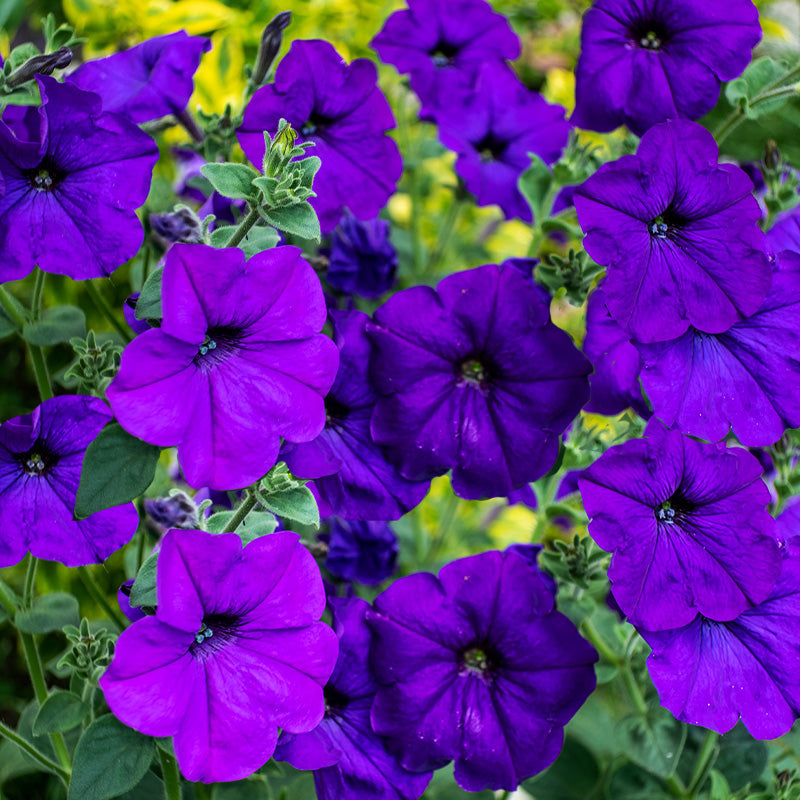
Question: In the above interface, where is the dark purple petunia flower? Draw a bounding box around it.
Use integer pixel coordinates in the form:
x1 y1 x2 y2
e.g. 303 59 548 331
100 529 338 782
434 62 570 222
366 263 591 500
571 0 761 136
641 538 800 740
583 285 650 418
276 597 432 800
776 497 800 546
367 549 597 792
371 0 519 117
282 310 428 520
0 77 158 282
325 210 397 298
106 243 338 490
579 420 780 630
0 396 138 567
574 120 770 343
323 518 399 585
118 580 147 623
637 250 800 446
238 40 402 233
67 31 211 123
767 206 800 255
123 293 152 336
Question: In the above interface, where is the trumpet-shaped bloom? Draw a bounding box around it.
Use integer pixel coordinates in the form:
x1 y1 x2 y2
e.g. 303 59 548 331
106 243 338 489
367 549 597 792
324 518 399 585
100 529 338 782
574 120 770 343
0 396 138 567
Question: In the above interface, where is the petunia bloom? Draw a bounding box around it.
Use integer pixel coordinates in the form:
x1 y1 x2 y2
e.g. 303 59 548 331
367 549 598 792
637 251 800 446
67 31 211 123
571 0 761 136
100 529 338 782
371 0 519 117
366 263 591 500
642 537 800 740
238 40 402 232
579 420 781 630
434 62 570 222
0 396 138 567
323 518 399 585
0 76 158 282
574 120 770 343
275 597 432 800
106 243 338 490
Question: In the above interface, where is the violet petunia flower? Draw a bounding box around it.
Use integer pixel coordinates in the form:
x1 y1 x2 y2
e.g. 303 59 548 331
117 580 147 623
641 537 800 740
238 40 402 233
574 120 770 343
366 263 591 500
100 529 338 782
637 251 800 446
67 31 211 124
282 310 428 520
0 77 158 282
366 549 598 792
0 396 138 567
434 62 570 222
106 243 338 490
767 206 800 255
571 0 761 136
579 420 781 630
276 597 432 800
371 0 519 117
123 294 151 336
323 518 399 585
583 285 650 418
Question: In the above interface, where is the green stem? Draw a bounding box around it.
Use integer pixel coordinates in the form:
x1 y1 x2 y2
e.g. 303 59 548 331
85 280 133 343
159 748 182 800
526 183 560 258
0 581 17 619
396 96 424 279
580 617 621 666
29 344 54 402
664 773 688 798
225 207 260 248
194 781 211 800
24 556 38 608
620 663 649 717
686 730 719 795
77 566 127 630
0 718 70 782
0 285 27 330
222 491 258 532
31 269 46 321
422 195 463 283
427 491 460 560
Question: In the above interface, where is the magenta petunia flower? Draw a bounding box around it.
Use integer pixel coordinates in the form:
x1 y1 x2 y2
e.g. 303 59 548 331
106 243 338 490
0 77 158 282
0 396 138 567
100 529 338 782
237 40 402 232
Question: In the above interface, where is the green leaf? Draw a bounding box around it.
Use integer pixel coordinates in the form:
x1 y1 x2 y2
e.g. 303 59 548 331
129 550 159 609
0 303 19 340
523 736 601 800
605 763 672 800
260 202 321 241
201 162 258 201
23 305 86 346
709 770 732 800
135 266 163 321
33 690 90 735
212 778 272 799
258 485 319 528
240 225 281 258
616 708 686 779
74 423 160 518
518 153 555 222
16 592 79 634
725 58 797 120
68 715 154 800
237 512 280 545
715 723 768 791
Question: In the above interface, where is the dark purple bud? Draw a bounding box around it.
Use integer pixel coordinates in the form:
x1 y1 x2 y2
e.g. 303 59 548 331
764 139 781 171
6 47 72 88
251 11 292 89
145 491 200 530
150 206 203 245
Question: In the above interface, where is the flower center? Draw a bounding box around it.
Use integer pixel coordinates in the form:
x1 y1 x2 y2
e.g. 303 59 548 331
323 686 350 718
194 623 214 645
649 217 669 239
655 500 675 523
475 134 508 163
189 613 240 659
24 452 46 476
24 159 64 192
198 335 217 357
460 646 493 678
324 396 350 427
459 357 489 388
430 40 458 68
639 30 662 49
300 112 331 138
654 493 696 525
193 325 242 372
18 442 56 476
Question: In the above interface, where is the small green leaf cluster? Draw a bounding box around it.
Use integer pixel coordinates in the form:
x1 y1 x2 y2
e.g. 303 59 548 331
539 247 605 306
541 533 609 592
58 619 116 683
64 331 123 396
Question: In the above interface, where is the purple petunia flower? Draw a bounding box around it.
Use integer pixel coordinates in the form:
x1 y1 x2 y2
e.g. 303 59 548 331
579 420 781 630
371 0 519 117
117 580 147 623
238 40 402 233
282 310 428 520
323 518 399 585
276 597 432 800
123 294 152 336
767 206 800 255
100 529 338 782
583 285 650 418
574 120 770 343
571 0 761 136
434 62 570 222
106 243 338 490
641 537 800 740
325 210 398 298
0 77 158 282
366 549 597 792
67 31 211 123
366 263 591 500
637 251 800 446
0 396 138 567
